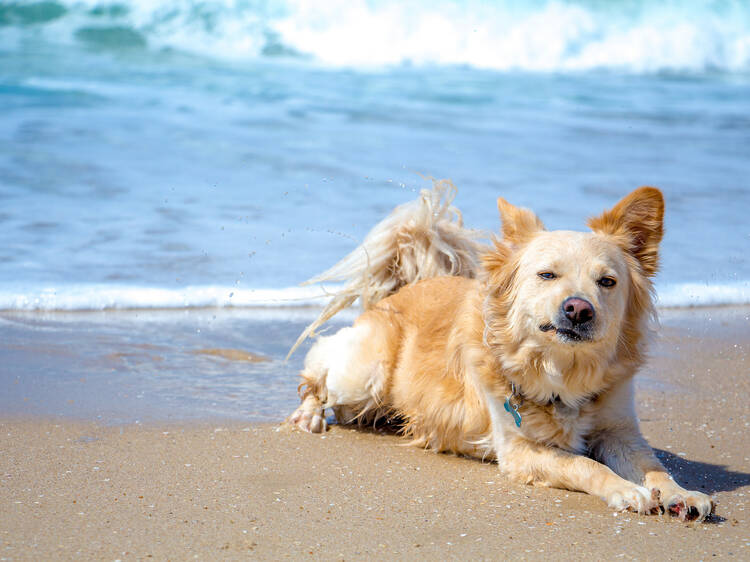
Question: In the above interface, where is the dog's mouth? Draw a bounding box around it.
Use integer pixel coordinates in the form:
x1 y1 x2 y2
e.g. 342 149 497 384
539 323 588 343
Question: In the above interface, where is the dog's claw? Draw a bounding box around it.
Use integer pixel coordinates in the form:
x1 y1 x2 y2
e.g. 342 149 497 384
649 488 662 515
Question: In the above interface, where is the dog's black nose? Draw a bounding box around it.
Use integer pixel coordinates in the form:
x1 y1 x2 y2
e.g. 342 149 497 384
562 297 594 325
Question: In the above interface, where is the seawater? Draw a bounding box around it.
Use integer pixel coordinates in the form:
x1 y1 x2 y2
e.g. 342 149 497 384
1 0 749 312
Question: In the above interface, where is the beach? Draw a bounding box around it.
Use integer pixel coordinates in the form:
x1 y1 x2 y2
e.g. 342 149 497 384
1 306 748 560
2 1 749 559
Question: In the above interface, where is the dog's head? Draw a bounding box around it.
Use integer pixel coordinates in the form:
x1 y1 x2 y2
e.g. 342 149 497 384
483 187 664 365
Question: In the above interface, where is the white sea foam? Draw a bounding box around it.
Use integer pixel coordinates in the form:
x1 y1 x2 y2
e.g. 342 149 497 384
22 77 141 98
0 285 335 311
21 0 750 73
655 282 750 308
273 0 750 72
0 282 747 312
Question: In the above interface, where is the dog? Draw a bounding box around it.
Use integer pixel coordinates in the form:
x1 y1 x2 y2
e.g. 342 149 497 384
287 181 715 521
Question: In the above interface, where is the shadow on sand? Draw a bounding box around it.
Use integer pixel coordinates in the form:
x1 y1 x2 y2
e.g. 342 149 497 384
326 420 748 523
655 448 750 494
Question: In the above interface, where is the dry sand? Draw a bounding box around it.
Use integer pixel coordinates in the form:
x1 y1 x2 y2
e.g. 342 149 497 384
1 307 749 560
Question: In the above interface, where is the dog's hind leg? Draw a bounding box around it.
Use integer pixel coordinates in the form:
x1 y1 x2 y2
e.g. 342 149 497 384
287 321 389 433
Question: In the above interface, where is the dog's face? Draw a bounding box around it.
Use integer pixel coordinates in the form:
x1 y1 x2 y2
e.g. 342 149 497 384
484 187 664 357
513 230 631 346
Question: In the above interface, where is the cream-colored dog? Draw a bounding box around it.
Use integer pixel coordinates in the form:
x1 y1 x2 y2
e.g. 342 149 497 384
287 182 715 521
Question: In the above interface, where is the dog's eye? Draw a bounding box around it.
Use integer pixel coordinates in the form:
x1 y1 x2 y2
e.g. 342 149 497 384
598 276 617 288
538 272 556 280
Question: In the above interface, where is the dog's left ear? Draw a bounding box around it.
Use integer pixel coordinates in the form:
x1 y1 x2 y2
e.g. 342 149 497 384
588 187 664 276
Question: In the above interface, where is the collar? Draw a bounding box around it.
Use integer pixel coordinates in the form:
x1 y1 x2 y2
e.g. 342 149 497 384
503 381 598 428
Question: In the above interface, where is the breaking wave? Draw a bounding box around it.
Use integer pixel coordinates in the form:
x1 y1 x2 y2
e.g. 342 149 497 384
3 0 750 73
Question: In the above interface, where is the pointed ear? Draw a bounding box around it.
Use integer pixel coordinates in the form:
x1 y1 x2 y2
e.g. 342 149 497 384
588 187 664 276
496 197 545 246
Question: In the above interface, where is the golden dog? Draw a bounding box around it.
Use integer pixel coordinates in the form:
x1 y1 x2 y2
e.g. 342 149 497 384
288 182 715 521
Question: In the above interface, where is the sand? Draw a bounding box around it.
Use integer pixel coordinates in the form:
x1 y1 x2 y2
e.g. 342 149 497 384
1 307 749 560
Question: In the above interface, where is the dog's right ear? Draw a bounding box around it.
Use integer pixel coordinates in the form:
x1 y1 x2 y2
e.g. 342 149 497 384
497 197 545 247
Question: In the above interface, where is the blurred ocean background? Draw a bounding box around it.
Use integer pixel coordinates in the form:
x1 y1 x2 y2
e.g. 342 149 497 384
1 0 750 422
1 0 749 311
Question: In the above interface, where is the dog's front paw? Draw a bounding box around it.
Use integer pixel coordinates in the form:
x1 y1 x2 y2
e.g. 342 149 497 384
287 395 327 433
645 473 716 522
663 490 715 522
605 484 660 515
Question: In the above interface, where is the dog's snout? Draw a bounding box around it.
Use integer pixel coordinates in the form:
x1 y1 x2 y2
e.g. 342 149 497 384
562 297 594 325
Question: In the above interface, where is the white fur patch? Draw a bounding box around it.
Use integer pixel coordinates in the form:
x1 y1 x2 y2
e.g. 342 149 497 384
481 388 512 461
306 324 381 408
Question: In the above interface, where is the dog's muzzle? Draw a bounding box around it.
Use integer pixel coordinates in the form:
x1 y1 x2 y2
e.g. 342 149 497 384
540 297 596 343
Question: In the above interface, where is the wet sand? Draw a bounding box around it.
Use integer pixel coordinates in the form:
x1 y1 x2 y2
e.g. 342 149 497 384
1 307 749 559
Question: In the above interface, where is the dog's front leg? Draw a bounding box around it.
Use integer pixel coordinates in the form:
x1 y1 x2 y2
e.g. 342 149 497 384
500 437 660 514
587 380 715 521
587 421 715 521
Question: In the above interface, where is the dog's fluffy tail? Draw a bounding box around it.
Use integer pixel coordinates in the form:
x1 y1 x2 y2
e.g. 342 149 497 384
288 179 484 358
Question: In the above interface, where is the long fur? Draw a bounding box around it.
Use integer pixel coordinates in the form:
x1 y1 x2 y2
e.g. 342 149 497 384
286 183 715 522
287 179 484 358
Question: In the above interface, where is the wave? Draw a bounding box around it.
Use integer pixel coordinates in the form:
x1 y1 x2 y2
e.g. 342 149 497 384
654 281 750 308
0 285 334 311
4 0 750 74
0 281 748 312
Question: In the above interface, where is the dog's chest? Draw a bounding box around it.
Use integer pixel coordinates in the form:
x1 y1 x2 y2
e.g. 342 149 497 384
518 400 594 452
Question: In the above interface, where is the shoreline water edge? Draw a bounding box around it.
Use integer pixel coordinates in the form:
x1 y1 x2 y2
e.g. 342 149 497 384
1 305 747 422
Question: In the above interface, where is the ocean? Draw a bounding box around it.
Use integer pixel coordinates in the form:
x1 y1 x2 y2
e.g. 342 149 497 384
1 0 749 421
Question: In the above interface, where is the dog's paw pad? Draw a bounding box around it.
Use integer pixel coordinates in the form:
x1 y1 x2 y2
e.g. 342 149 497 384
665 492 714 522
667 498 685 518
667 498 701 521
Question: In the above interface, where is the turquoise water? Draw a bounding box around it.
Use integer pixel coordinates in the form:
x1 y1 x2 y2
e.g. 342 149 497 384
1 0 749 310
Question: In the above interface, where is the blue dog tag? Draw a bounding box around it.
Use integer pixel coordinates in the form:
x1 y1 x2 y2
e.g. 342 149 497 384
504 396 522 428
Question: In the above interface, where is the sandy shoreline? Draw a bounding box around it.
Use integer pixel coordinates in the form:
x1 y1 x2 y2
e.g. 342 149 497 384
1 307 749 559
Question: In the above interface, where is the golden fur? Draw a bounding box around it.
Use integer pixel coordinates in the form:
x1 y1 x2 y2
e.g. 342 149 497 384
288 183 715 521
